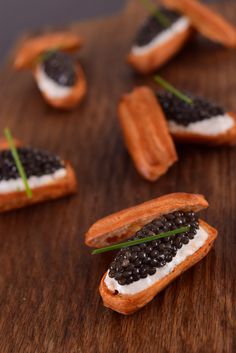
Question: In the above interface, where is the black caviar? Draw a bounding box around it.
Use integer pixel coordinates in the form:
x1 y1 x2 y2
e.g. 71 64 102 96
108 211 199 286
42 50 77 87
157 92 225 126
0 147 64 181
135 7 181 47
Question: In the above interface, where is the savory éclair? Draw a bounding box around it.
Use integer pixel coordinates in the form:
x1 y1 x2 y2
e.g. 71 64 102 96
14 32 87 109
0 138 77 212
85 193 217 315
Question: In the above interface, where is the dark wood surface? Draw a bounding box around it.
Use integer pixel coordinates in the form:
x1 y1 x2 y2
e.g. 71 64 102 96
0 1 235 352
0 0 127 63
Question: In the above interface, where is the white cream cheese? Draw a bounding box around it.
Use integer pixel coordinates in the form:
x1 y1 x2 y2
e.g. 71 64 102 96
168 114 234 136
0 168 67 194
36 66 72 100
105 226 208 295
131 17 190 56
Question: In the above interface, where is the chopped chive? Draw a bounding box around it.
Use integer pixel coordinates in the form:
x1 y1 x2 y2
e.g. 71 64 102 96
154 75 193 105
4 128 32 198
92 226 190 255
37 49 57 64
138 0 171 28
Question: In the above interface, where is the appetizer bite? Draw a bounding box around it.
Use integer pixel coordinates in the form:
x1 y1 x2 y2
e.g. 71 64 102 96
128 5 192 74
0 130 77 212
86 193 217 315
14 32 87 109
162 0 236 47
155 76 236 145
118 86 178 182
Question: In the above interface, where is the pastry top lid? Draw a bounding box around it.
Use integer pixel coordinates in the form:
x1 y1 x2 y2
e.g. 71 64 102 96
14 31 83 69
162 0 236 47
118 86 178 182
85 193 209 248
0 137 22 150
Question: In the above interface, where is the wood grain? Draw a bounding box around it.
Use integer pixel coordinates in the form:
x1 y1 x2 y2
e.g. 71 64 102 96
0 1 235 352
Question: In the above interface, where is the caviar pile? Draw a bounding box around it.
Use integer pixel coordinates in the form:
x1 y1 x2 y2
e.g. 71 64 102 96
0 147 64 181
108 211 199 286
157 91 225 126
42 50 77 87
135 8 181 47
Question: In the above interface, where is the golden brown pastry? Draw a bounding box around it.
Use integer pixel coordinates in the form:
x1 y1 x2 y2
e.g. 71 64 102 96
13 32 86 110
85 193 217 315
0 137 21 150
118 86 178 182
14 32 83 70
86 193 208 247
162 0 236 47
0 138 77 212
127 6 193 74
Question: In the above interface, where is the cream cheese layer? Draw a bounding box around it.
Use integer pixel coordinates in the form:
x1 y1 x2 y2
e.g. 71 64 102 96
105 226 208 295
36 66 72 99
131 17 190 56
0 168 67 194
168 114 234 136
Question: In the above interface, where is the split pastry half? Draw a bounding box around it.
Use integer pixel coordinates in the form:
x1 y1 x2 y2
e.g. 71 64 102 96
162 0 236 47
85 193 217 315
157 91 236 145
128 6 193 74
0 138 77 212
14 32 87 109
118 86 178 182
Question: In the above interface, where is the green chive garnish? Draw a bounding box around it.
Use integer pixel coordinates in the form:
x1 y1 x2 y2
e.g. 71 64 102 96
154 75 193 105
37 48 57 64
138 0 171 28
92 226 190 255
4 128 32 198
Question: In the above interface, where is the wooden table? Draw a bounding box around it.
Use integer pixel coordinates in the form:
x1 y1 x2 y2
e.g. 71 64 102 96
0 1 235 352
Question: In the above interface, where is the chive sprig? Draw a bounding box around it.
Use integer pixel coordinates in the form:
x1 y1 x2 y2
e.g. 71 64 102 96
37 49 57 64
138 0 171 28
92 226 190 255
4 128 32 198
154 75 193 105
